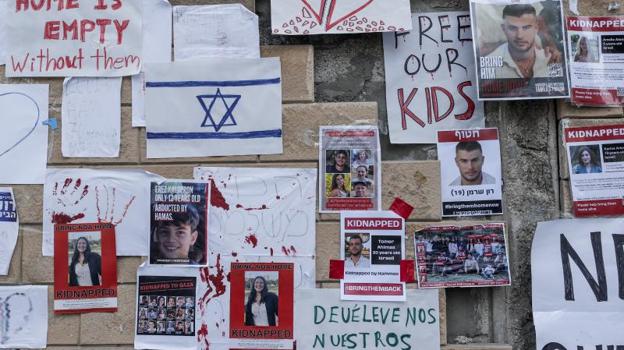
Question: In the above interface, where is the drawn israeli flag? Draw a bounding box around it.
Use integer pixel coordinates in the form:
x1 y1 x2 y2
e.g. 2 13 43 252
144 58 283 158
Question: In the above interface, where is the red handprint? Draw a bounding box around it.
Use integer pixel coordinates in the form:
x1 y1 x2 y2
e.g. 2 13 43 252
50 177 89 224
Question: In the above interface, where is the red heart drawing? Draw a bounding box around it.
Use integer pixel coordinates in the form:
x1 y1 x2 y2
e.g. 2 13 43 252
301 0 327 25
325 0 375 31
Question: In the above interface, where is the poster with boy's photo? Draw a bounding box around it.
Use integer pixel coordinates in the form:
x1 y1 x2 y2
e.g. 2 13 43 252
53 222 117 314
135 264 199 350
149 181 210 266
228 262 294 349
470 0 569 100
319 126 381 213
415 223 511 288
438 128 503 217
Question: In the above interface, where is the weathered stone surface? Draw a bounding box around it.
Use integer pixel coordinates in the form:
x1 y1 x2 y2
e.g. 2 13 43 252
21 225 53 283
560 180 573 216
80 285 136 344
442 345 512 350
315 222 340 282
439 289 447 345
261 45 315 103
563 0 624 16
0 231 21 284
48 286 81 345
11 185 43 224
557 100 623 120
382 161 441 221
117 257 144 284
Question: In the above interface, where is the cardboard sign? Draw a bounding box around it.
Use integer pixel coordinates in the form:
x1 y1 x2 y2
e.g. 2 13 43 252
532 219 624 350
470 0 569 100
383 12 484 144
437 128 503 217
144 58 283 158
0 285 48 349
53 222 117 314
340 211 406 301
5 0 142 77
149 181 210 267
415 223 511 288
294 288 440 350
319 126 381 212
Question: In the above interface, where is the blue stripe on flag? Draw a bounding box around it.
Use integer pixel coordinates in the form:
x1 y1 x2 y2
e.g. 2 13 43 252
146 129 283 140
146 78 281 88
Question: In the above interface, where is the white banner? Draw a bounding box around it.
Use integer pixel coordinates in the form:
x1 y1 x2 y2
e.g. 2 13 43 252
532 219 624 350
0 285 48 349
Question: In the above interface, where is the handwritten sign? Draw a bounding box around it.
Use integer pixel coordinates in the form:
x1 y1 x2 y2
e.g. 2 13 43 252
383 12 484 144
5 0 142 77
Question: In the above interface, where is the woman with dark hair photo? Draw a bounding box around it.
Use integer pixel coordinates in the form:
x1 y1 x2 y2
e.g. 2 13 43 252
328 174 349 198
573 146 602 174
68 237 102 287
244 276 278 327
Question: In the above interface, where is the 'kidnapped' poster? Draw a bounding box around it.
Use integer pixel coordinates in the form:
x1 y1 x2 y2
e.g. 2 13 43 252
470 0 569 100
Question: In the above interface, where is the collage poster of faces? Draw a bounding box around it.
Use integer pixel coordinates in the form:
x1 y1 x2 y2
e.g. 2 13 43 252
470 0 569 99
319 125 381 213
438 128 503 217
149 181 210 266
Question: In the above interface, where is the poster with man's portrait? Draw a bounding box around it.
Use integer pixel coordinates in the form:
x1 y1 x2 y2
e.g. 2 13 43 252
53 222 117 314
470 0 569 100
438 128 503 217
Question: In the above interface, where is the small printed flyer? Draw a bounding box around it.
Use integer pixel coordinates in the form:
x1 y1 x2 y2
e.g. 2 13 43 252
319 125 381 213
135 264 199 350
438 128 503 217
567 16 624 106
53 222 117 314
565 124 624 216
149 180 210 266
340 211 406 302
228 262 294 349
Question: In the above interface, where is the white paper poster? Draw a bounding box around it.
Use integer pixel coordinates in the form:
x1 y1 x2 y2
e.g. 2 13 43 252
193 167 316 349
271 0 413 35
62 77 121 157
132 0 172 128
340 211 406 301
145 59 283 158
5 0 142 77
0 285 48 349
295 289 440 350
532 219 624 350
383 12 484 144
43 168 165 256
0 0 7 65
173 4 260 61
0 84 49 184
0 188 18 275
135 264 199 350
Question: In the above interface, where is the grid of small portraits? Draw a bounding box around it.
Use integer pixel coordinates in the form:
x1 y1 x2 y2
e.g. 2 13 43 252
137 294 195 336
324 149 375 199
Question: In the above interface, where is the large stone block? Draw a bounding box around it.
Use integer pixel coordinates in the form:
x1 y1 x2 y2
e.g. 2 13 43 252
118 257 144 284
49 107 140 165
80 284 136 345
315 222 341 282
560 179 573 217
557 100 623 120
563 0 624 16
261 45 315 103
11 185 43 224
48 286 81 345
21 225 53 283
261 102 378 162
0 230 21 284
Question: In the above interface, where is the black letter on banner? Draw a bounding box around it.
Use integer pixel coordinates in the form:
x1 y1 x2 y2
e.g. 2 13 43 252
560 232 607 302
613 234 624 300
542 342 567 350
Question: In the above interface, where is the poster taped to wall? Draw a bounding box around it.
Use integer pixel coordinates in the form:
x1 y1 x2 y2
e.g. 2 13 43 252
295 288 440 350
532 219 624 350
149 181 210 267
0 187 18 275
437 128 503 217
470 0 569 100
382 11 485 144
5 0 142 77
0 285 48 349
270 0 413 35
415 223 511 288
144 58 282 158
228 262 294 349
53 222 117 314
319 126 381 212
564 123 624 217
340 211 406 301
567 16 624 106
43 168 165 256
135 264 199 350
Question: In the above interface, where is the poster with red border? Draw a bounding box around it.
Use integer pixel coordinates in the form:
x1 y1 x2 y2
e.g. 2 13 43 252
564 124 624 216
54 222 117 314
228 262 294 349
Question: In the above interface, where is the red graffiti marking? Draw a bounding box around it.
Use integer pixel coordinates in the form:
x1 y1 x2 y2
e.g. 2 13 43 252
244 234 258 248
95 185 135 226
51 212 85 224
199 254 227 313
197 323 209 347
282 245 297 256
235 204 269 211
209 178 230 211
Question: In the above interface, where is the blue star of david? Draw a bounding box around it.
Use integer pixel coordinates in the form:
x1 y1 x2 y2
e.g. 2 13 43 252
196 88 241 132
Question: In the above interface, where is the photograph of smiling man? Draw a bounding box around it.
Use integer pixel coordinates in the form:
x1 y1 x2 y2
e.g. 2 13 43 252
149 181 210 266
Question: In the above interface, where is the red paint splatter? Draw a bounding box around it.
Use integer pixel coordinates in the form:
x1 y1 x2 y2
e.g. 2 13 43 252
197 323 209 347
61 178 72 194
281 245 297 256
199 254 227 313
244 234 258 248
235 204 269 211
209 178 230 210
112 195 135 225
51 212 85 224
290 245 297 254
270 248 274 256
75 185 89 205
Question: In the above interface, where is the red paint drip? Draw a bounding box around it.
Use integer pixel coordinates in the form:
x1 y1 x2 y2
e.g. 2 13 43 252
51 212 85 224
282 246 290 256
244 234 258 248
112 195 135 226
198 254 227 314
197 323 209 346
270 248 274 256
61 178 72 194
209 178 230 211
75 185 89 205
290 245 297 254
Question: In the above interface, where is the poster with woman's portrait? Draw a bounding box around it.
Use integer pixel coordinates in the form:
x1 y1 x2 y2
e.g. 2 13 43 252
228 262 294 349
319 126 381 213
53 222 117 314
